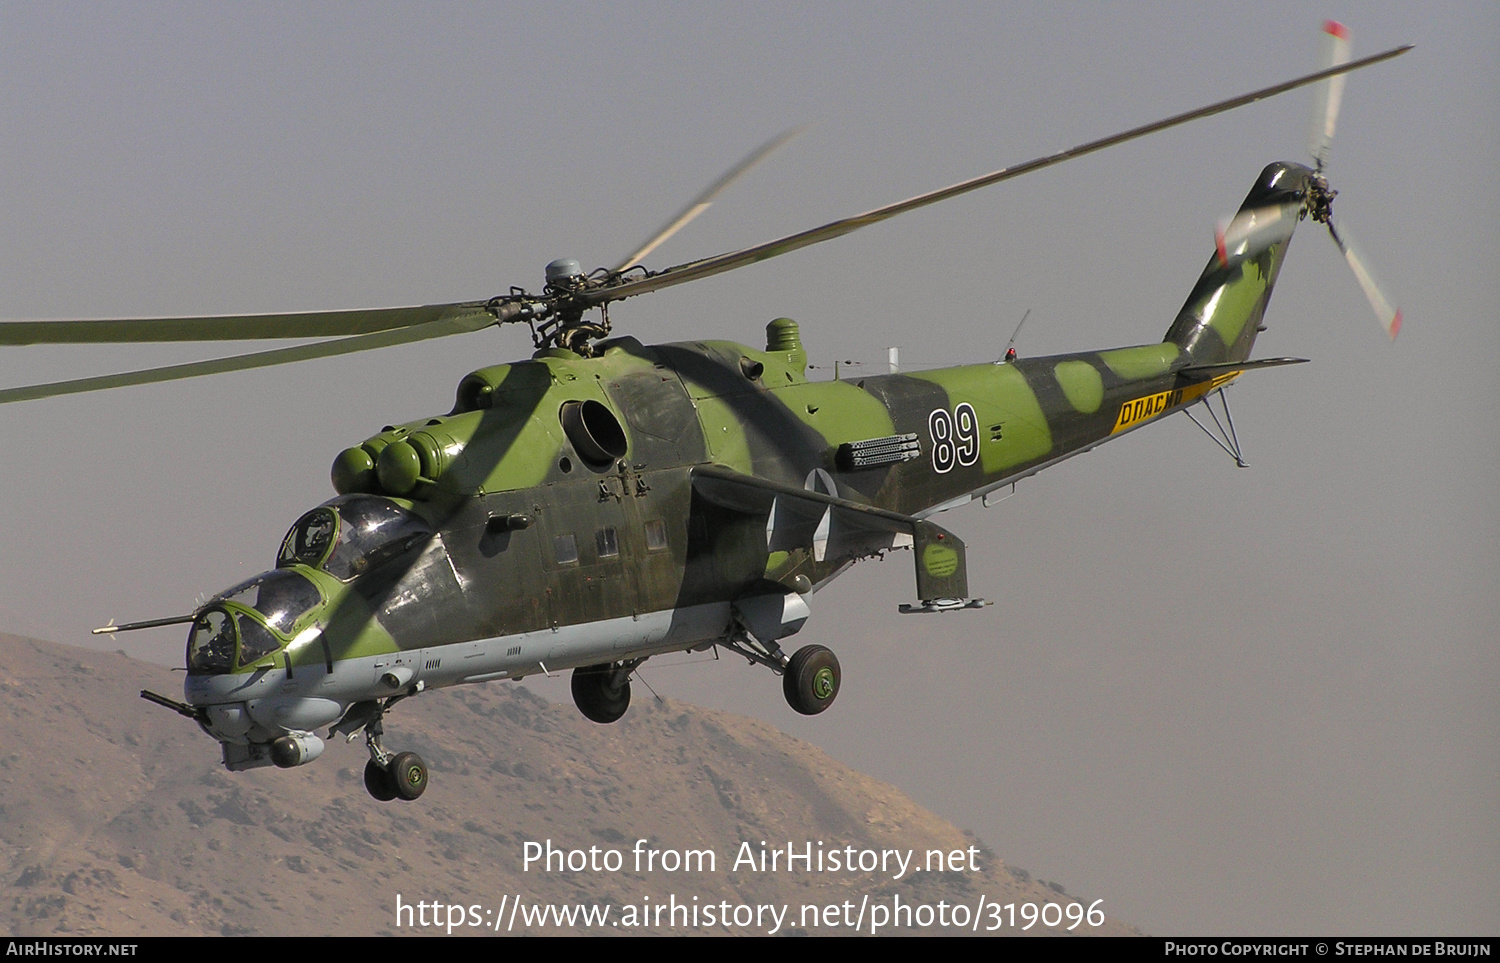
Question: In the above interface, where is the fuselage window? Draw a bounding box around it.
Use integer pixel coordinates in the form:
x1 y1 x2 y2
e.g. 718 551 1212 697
554 533 578 565
595 527 619 558
644 519 668 551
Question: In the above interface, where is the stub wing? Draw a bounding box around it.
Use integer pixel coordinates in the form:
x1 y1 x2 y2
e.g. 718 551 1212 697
691 465 979 608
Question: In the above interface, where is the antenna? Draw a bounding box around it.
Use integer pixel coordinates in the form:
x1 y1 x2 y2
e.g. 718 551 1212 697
1000 309 1031 363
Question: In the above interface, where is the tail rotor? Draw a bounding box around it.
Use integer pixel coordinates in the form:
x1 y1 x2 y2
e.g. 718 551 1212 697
1213 20 1404 340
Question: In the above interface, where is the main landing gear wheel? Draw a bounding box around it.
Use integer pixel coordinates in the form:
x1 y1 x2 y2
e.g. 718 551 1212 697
357 704 427 802
364 759 398 802
389 751 428 800
783 644 840 715
571 663 631 724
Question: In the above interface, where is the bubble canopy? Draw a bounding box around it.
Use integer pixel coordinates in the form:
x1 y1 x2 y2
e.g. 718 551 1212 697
277 495 433 582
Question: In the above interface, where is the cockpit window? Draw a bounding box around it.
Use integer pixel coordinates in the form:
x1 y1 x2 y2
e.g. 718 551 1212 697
187 570 321 674
235 614 281 666
279 507 337 568
278 495 432 582
219 570 322 633
324 497 432 580
188 609 236 674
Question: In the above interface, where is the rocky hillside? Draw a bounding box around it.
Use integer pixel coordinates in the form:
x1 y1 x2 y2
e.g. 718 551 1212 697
0 634 1134 936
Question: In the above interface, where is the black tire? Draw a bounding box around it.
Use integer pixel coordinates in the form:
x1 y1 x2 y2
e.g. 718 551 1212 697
364 758 398 801
783 644 840 715
571 664 631 724
389 751 428 801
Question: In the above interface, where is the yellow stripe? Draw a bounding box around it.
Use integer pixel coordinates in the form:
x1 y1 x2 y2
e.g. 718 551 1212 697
1110 373 1239 434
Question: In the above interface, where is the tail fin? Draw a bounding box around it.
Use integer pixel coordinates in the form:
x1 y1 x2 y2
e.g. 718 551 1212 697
1164 162 1313 365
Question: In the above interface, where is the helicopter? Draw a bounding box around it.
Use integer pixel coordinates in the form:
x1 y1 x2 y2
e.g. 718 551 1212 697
0 26 1407 803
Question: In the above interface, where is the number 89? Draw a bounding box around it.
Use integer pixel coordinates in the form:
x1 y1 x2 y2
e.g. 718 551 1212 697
928 402 978 473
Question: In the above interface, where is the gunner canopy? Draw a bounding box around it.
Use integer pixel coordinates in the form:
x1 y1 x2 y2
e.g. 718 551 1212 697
186 570 321 674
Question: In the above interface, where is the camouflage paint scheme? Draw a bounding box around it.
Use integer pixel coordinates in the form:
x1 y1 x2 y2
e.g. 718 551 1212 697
182 162 1312 772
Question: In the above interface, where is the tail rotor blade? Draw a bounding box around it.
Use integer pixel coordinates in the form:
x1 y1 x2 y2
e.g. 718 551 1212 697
1215 203 1299 266
1308 20 1352 169
1328 219 1402 340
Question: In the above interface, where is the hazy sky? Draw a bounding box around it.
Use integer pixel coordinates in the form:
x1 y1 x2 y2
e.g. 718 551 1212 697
1 1 1494 935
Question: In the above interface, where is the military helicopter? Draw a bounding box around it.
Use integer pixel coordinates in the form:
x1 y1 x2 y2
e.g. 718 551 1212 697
1 26 1407 802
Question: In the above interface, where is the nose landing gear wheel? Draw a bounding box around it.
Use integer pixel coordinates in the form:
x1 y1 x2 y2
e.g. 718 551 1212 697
783 644 840 715
364 758 398 801
389 751 428 800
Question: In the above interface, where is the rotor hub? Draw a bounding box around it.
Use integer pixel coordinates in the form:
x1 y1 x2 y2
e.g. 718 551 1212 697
543 257 585 289
1307 171 1337 225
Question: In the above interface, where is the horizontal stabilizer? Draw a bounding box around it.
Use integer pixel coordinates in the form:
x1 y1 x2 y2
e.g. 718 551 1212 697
1177 357 1308 382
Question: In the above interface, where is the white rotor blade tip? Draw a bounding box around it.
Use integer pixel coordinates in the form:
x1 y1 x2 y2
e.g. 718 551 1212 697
1323 20 1349 41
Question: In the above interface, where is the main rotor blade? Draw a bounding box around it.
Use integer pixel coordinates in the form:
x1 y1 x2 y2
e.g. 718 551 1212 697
612 125 806 273
0 312 493 405
586 43 1411 306
0 301 489 345
1307 20 1352 170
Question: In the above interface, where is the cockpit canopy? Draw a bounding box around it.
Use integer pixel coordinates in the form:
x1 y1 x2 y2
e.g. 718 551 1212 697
187 570 322 674
187 496 433 675
278 494 433 581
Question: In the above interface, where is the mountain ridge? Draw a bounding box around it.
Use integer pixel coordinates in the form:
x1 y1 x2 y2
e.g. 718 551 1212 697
0 632 1136 936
